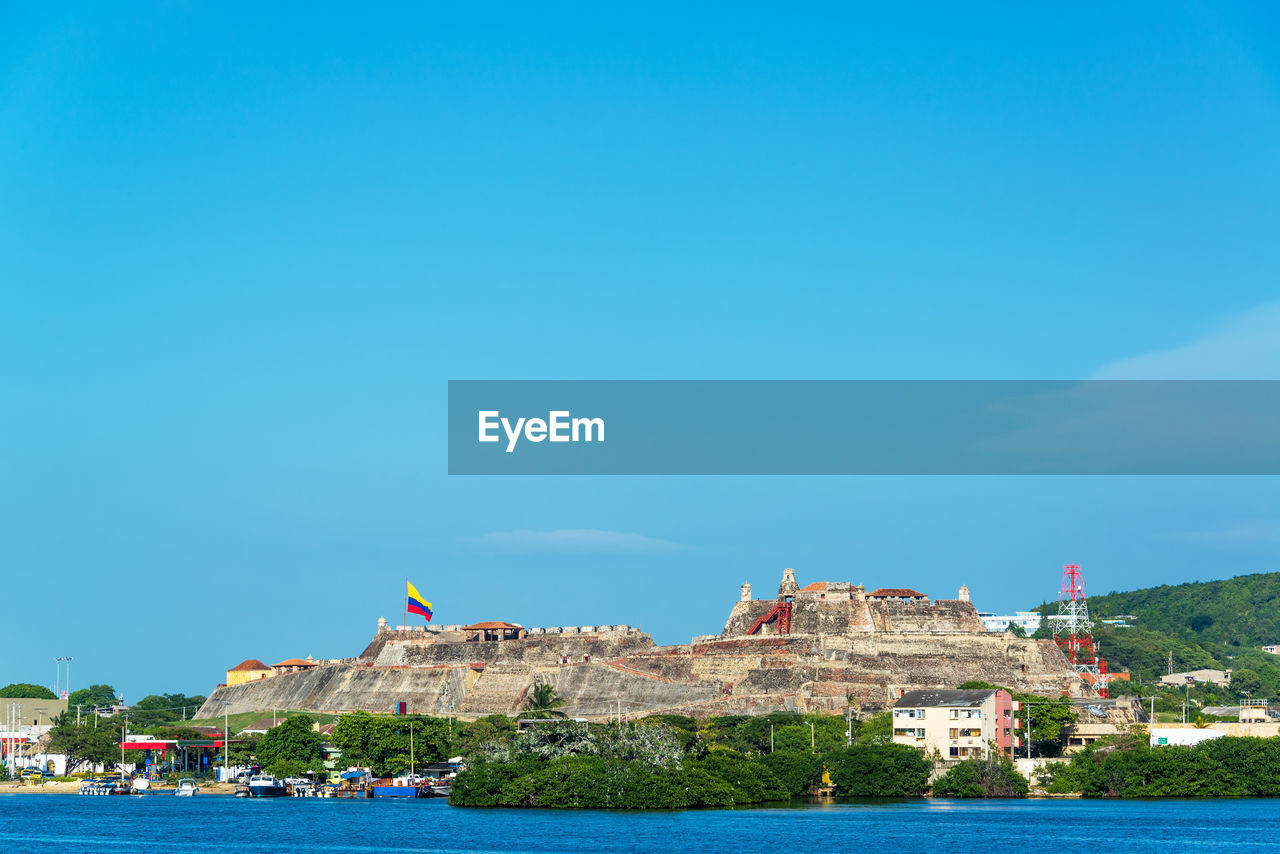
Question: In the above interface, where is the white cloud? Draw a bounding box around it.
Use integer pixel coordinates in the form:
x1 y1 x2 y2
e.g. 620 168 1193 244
468 528 689 553
1092 302 1280 379
1173 520 1280 544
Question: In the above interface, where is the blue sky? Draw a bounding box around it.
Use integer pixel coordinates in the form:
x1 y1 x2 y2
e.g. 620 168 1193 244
2 3 1279 701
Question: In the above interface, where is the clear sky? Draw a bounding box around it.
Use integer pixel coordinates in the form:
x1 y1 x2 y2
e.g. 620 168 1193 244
3 3 1279 702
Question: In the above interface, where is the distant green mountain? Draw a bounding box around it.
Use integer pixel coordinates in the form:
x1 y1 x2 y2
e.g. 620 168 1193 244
1088 572 1280 648
1031 571 1280 698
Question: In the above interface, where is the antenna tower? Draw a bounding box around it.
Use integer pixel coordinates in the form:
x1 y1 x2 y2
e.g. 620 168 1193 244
1053 563 1110 698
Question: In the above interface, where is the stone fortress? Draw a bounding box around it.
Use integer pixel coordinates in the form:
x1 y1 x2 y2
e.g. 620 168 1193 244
196 568 1081 720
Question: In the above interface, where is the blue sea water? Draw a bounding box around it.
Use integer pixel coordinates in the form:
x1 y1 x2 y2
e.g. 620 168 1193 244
3 795 1279 854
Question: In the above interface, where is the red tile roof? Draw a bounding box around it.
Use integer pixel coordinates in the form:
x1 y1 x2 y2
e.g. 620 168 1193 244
228 659 270 672
463 621 523 630
272 658 318 667
869 588 927 598
240 717 283 732
799 582 828 592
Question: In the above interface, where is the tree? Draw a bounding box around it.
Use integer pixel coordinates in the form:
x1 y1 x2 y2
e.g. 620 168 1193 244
127 693 208 727
1005 622 1028 638
0 683 57 700
1231 668 1263 697
458 714 517 757
256 715 323 776
858 711 892 744
45 713 123 772
330 713 452 776
521 683 566 719
826 744 931 796
932 754 1029 798
759 750 822 795
67 684 119 709
224 732 261 767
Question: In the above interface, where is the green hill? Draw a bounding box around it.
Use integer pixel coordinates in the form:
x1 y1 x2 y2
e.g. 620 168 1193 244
1088 572 1280 648
1031 571 1280 700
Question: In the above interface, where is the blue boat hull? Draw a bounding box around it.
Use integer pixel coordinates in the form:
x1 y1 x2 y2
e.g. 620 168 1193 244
371 786 419 798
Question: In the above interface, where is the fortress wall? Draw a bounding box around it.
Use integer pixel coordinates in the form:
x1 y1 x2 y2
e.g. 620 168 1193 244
196 664 471 718
197 631 1078 720
200 575 1081 721
870 599 988 633
721 597 985 638
719 600 780 637
371 632 656 668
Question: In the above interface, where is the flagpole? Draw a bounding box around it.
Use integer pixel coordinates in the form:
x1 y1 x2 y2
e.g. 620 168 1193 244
404 577 408 636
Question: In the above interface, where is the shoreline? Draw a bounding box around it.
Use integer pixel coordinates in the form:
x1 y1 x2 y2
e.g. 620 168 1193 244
0 781 240 796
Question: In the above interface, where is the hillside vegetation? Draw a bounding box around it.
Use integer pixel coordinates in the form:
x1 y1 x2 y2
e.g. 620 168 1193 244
1089 572 1280 647
1033 571 1280 700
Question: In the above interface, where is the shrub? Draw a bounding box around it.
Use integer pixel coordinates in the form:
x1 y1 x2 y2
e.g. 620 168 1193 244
932 755 1028 798
759 750 822 795
826 743 931 797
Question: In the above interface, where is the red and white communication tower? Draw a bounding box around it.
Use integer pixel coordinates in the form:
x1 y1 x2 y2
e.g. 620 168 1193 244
1053 563 1110 698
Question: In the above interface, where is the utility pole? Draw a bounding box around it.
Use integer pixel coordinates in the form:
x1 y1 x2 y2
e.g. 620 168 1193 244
809 721 815 751
223 709 229 780
845 707 853 747
410 722 415 778
770 723 774 753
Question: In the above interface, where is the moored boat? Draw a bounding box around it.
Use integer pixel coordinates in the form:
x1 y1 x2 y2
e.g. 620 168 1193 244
175 778 199 796
370 778 419 798
247 774 287 798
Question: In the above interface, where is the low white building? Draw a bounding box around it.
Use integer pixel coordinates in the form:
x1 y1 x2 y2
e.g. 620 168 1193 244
1159 669 1231 688
978 611 1042 634
1150 727 1225 747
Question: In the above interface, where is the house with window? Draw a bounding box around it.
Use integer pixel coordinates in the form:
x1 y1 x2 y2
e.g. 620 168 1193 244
225 659 272 686
867 588 929 603
891 688 1015 760
463 621 527 642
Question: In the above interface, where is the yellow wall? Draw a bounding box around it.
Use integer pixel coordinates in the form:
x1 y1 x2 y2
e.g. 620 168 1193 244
226 668 271 686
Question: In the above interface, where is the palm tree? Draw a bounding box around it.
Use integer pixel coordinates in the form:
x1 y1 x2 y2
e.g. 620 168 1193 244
522 682 567 719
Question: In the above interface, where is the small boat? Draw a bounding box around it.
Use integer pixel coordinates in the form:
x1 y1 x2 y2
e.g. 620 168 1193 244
79 780 109 796
233 783 251 798
247 774 287 798
130 776 151 795
175 778 199 797
426 782 451 798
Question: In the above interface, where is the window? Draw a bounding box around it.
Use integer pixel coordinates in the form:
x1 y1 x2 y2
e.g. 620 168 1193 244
949 728 959 739
949 708 958 719
949 747 959 757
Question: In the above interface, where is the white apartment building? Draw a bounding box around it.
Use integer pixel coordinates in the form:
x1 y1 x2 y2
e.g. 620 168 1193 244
891 688 1015 760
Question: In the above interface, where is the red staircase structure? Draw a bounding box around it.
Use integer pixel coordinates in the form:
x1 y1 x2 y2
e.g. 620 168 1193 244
748 600 793 636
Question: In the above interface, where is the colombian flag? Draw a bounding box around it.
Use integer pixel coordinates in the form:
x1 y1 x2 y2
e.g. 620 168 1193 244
407 581 433 621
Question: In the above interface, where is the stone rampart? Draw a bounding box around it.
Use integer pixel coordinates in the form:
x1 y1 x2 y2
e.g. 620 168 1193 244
197 573 1082 720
